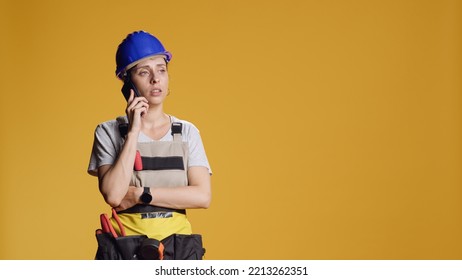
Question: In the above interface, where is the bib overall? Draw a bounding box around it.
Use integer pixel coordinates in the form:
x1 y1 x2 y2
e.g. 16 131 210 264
95 117 205 260
112 120 191 240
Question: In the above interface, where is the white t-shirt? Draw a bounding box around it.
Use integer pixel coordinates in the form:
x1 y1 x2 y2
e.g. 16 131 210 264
88 115 211 176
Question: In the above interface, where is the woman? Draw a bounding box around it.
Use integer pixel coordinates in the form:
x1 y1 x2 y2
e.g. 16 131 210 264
88 31 212 259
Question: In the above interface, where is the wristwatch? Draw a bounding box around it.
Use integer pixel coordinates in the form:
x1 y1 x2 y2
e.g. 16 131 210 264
140 187 152 204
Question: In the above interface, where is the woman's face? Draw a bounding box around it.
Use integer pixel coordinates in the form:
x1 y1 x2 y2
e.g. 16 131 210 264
129 55 169 105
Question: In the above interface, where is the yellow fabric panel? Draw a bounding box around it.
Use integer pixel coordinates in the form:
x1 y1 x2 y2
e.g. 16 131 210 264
110 212 192 240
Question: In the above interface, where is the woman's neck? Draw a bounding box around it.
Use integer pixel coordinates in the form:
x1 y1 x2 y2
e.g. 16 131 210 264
141 105 170 129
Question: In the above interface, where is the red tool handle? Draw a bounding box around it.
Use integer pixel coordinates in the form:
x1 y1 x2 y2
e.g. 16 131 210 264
134 150 143 171
100 213 118 238
112 208 126 237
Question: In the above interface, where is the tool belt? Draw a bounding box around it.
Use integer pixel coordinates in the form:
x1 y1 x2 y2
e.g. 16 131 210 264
95 209 205 260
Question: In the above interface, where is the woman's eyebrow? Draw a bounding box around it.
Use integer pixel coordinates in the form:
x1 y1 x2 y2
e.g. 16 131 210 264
133 65 150 71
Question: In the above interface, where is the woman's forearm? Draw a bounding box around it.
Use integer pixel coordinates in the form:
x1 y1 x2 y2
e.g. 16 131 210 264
98 132 138 207
108 164 211 211
150 166 211 209
151 185 211 209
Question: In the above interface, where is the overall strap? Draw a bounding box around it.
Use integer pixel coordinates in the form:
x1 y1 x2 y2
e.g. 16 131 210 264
116 116 129 139
171 122 183 142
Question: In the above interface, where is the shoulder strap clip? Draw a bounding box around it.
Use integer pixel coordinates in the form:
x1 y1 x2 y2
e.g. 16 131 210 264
171 122 182 142
171 122 182 136
116 116 129 139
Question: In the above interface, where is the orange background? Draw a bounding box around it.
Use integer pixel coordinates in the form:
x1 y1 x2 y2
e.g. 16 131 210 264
0 0 461 259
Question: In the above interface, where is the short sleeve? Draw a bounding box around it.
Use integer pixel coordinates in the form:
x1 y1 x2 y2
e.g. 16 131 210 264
87 122 121 176
185 123 212 174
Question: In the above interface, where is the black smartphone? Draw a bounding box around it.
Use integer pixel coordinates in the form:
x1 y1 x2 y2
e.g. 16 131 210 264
121 73 141 101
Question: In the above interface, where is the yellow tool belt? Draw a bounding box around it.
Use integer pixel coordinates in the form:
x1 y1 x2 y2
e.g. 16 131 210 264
112 205 192 240
96 208 204 260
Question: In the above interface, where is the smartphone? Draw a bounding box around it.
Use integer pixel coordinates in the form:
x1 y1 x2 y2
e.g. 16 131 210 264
121 73 141 101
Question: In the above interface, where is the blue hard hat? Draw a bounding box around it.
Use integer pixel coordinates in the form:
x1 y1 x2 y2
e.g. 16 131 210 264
115 31 172 79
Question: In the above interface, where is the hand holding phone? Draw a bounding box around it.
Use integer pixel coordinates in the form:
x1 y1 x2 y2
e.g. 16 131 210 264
122 73 148 129
121 73 141 101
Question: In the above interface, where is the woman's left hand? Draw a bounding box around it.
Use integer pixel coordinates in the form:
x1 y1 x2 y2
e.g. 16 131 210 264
114 186 142 212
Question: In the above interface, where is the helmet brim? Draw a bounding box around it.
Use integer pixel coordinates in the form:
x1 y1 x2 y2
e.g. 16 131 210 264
116 51 172 79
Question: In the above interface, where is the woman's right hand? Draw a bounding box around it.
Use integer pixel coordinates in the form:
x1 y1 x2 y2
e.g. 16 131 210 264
125 89 149 134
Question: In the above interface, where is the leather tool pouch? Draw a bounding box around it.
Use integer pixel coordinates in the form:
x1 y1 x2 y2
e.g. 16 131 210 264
95 232 205 260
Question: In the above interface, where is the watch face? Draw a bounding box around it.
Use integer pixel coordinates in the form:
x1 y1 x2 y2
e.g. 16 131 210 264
141 192 152 204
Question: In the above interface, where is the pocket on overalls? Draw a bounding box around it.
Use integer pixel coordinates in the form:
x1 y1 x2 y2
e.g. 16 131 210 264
162 234 206 260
